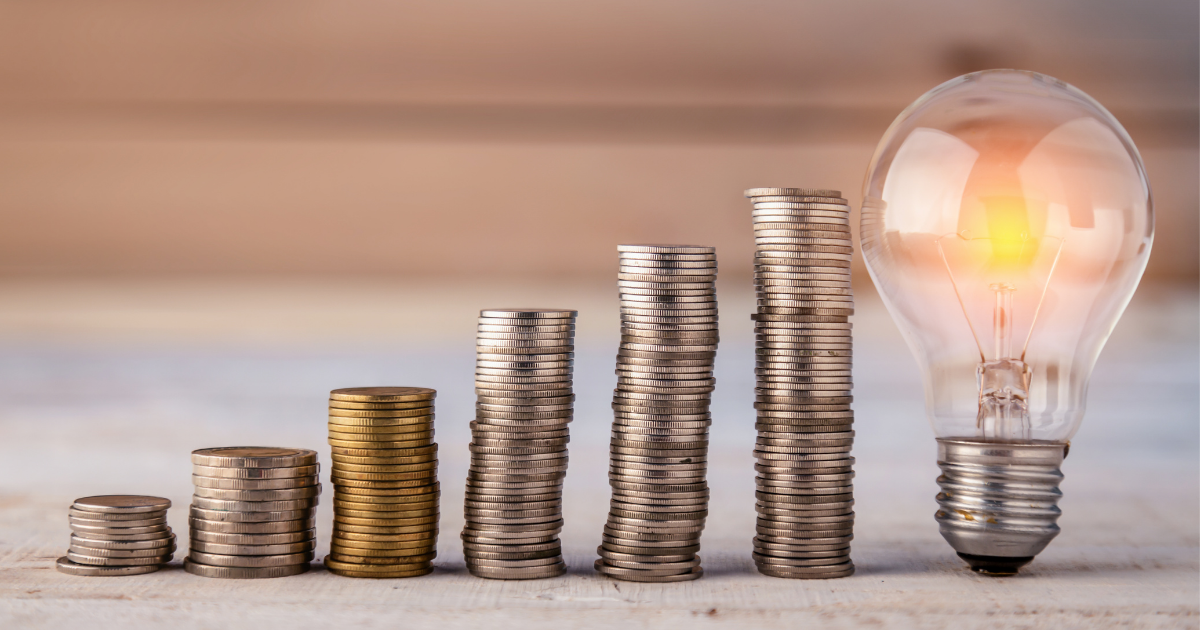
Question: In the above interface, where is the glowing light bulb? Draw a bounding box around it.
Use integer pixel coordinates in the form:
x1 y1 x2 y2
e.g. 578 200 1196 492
861 70 1153 575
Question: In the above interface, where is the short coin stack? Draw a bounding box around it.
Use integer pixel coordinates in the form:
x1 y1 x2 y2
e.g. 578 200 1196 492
56 495 175 576
595 244 718 583
745 187 855 579
463 308 577 580
326 387 439 578
185 447 320 579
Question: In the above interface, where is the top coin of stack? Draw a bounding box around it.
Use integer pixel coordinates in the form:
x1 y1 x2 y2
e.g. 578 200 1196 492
325 386 440 579
745 187 855 579
56 495 175 577
185 447 320 579
595 244 718 583
463 308 577 580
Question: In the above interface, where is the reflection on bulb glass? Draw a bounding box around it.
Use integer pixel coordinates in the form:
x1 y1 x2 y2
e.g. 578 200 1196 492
861 69 1153 574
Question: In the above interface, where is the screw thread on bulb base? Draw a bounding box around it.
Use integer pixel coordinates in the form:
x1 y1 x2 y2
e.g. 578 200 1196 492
935 438 1066 576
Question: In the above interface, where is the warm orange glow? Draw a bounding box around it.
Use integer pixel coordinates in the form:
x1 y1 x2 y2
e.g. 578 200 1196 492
982 196 1033 266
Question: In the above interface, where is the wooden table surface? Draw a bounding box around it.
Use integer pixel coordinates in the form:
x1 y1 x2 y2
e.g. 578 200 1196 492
0 280 1195 629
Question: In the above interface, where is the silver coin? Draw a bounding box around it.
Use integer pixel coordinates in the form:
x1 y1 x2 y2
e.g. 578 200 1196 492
190 540 317 556
189 506 310 522
188 550 314 568
191 464 319 480
70 533 175 551
56 556 161 576
191 447 318 469
183 558 311 579
67 507 167 522
72 495 171 514
70 522 168 536
189 517 314 534
190 528 315 545
69 515 167 529
66 551 170 566
191 475 320 490
68 543 177 558
191 497 318 512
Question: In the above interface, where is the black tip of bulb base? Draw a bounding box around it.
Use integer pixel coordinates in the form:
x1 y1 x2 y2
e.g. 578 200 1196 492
957 553 1033 576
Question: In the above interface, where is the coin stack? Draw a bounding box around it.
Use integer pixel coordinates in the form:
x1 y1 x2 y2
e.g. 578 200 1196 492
325 387 439 578
56 495 175 576
185 447 320 579
462 308 578 580
745 187 855 579
595 244 718 583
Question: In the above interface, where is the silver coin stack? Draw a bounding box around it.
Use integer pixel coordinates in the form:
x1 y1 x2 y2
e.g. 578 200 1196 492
185 447 320 579
56 495 175 576
462 308 578 580
745 187 855 579
595 244 717 583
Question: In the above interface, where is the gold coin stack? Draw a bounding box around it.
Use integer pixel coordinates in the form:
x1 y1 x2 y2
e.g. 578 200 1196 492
56 495 175 577
186 447 320 579
325 387 439 578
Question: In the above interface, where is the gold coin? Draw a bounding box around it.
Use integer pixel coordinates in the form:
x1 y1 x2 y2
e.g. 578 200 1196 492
331 537 437 550
336 507 438 519
331 454 437 466
329 400 434 411
332 530 437 542
325 565 433 579
332 461 437 473
335 514 438 527
329 387 435 403
328 439 436 448
334 497 438 509
334 492 439 505
327 431 434 443
326 420 434 429
331 445 436 456
333 477 433 489
329 548 437 561
329 408 434 419
324 555 432 571
331 469 437 482
335 484 438 498
334 523 438 535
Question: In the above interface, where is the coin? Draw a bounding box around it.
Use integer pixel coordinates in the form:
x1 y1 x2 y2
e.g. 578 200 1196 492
72 496 171 514
190 528 315 545
191 447 318 469
330 387 436 403
70 534 175 551
468 563 566 580
191 475 320 490
56 556 161 576
66 551 170 566
68 543 176 558
183 558 311 579
69 514 167 528
192 464 319 479
187 550 312 568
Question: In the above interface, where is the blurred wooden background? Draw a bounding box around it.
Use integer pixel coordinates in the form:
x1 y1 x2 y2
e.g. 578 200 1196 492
0 0 1195 281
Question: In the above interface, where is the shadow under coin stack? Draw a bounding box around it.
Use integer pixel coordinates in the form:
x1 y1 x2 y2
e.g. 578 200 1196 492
595 244 718 583
325 387 439 578
745 187 855 579
463 308 578 580
56 495 175 576
186 447 320 579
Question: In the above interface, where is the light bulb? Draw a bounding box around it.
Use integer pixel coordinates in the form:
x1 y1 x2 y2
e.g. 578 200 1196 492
860 70 1153 575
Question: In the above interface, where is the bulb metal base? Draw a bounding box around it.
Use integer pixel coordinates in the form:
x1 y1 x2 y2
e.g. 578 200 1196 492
935 438 1065 575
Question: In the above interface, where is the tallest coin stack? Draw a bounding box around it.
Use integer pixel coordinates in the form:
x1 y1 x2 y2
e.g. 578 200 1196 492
596 244 717 583
745 188 855 579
